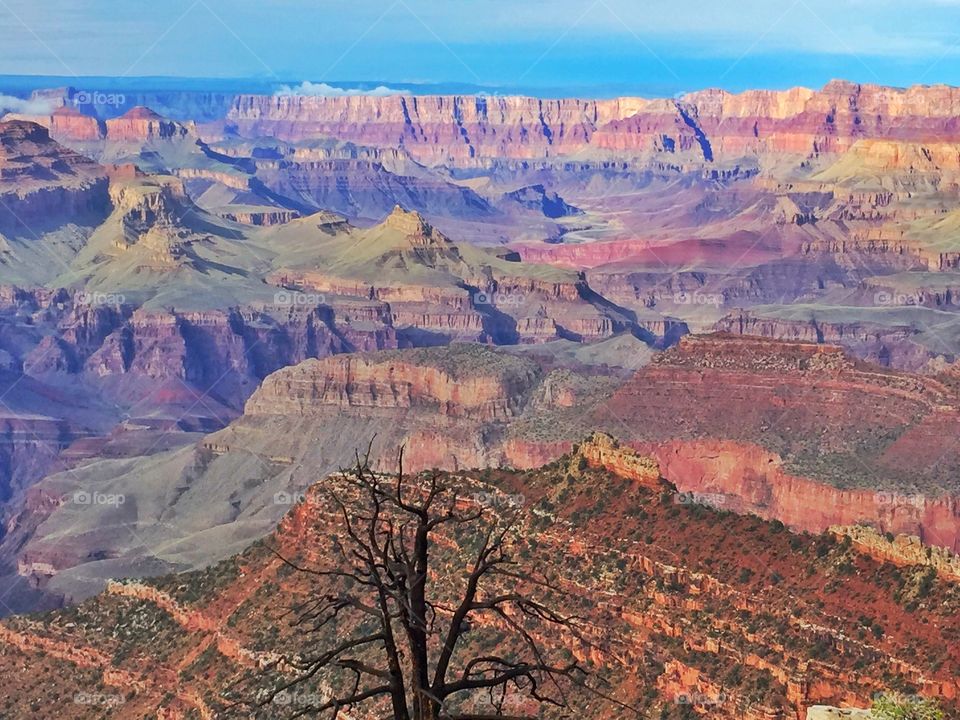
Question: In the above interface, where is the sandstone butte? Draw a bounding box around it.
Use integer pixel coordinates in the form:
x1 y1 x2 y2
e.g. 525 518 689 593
9 105 194 144
0 120 108 228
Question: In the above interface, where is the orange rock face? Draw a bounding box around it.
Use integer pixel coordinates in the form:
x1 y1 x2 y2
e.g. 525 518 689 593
49 106 105 141
12 105 193 144
577 432 662 488
642 439 960 553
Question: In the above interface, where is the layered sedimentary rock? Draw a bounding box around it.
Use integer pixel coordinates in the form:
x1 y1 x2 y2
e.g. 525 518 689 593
713 310 935 370
264 206 661 345
589 336 960 549
102 106 192 142
225 81 960 167
0 285 398 418
576 431 661 487
245 345 541 421
10 337 960 625
491 335 960 549
0 458 956 719
48 107 104 141
645 439 960 553
832 524 960 580
14 106 194 145
227 95 650 164
0 120 109 229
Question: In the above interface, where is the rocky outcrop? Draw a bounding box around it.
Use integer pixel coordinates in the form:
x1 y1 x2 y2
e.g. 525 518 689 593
713 311 934 370
497 336 960 550
217 208 300 226
227 94 643 164
0 120 109 230
11 105 195 146
576 432 661 487
245 345 541 421
0 286 397 415
502 184 582 218
266 206 654 346
645 439 960 553
48 106 105 141
832 525 960 580
103 106 192 142
2 455 957 719
84 305 397 406
806 707 873 720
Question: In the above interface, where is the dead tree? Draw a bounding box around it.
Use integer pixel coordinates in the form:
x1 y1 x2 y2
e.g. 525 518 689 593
242 447 617 720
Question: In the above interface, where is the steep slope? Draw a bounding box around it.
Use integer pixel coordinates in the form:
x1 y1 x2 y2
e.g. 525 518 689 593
0 445 956 719
56 175 275 308
12 105 199 167
219 83 960 350
713 306 960 371
508 335 960 549
225 82 960 167
0 120 110 284
3 345 551 605
9 337 960 613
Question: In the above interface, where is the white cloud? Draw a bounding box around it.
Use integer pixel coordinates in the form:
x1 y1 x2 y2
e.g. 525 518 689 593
0 94 58 115
273 82 405 97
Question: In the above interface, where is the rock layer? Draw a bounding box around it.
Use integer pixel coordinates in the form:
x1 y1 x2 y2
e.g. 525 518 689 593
226 82 960 167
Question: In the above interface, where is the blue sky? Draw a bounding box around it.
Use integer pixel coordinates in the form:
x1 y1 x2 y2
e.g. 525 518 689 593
1 0 959 94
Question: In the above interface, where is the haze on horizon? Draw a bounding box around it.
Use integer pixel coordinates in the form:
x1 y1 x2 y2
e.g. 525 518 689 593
1 0 960 96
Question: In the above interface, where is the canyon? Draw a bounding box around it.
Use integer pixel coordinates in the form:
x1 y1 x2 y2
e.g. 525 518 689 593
0 76 958 715
9 335 960 616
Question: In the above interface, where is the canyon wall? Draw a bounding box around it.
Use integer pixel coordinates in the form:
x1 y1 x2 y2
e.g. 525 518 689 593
0 287 398 414
0 120 109 230
713 311 935 370
225 82 960 166
645 439 960 554
245 348 541 421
